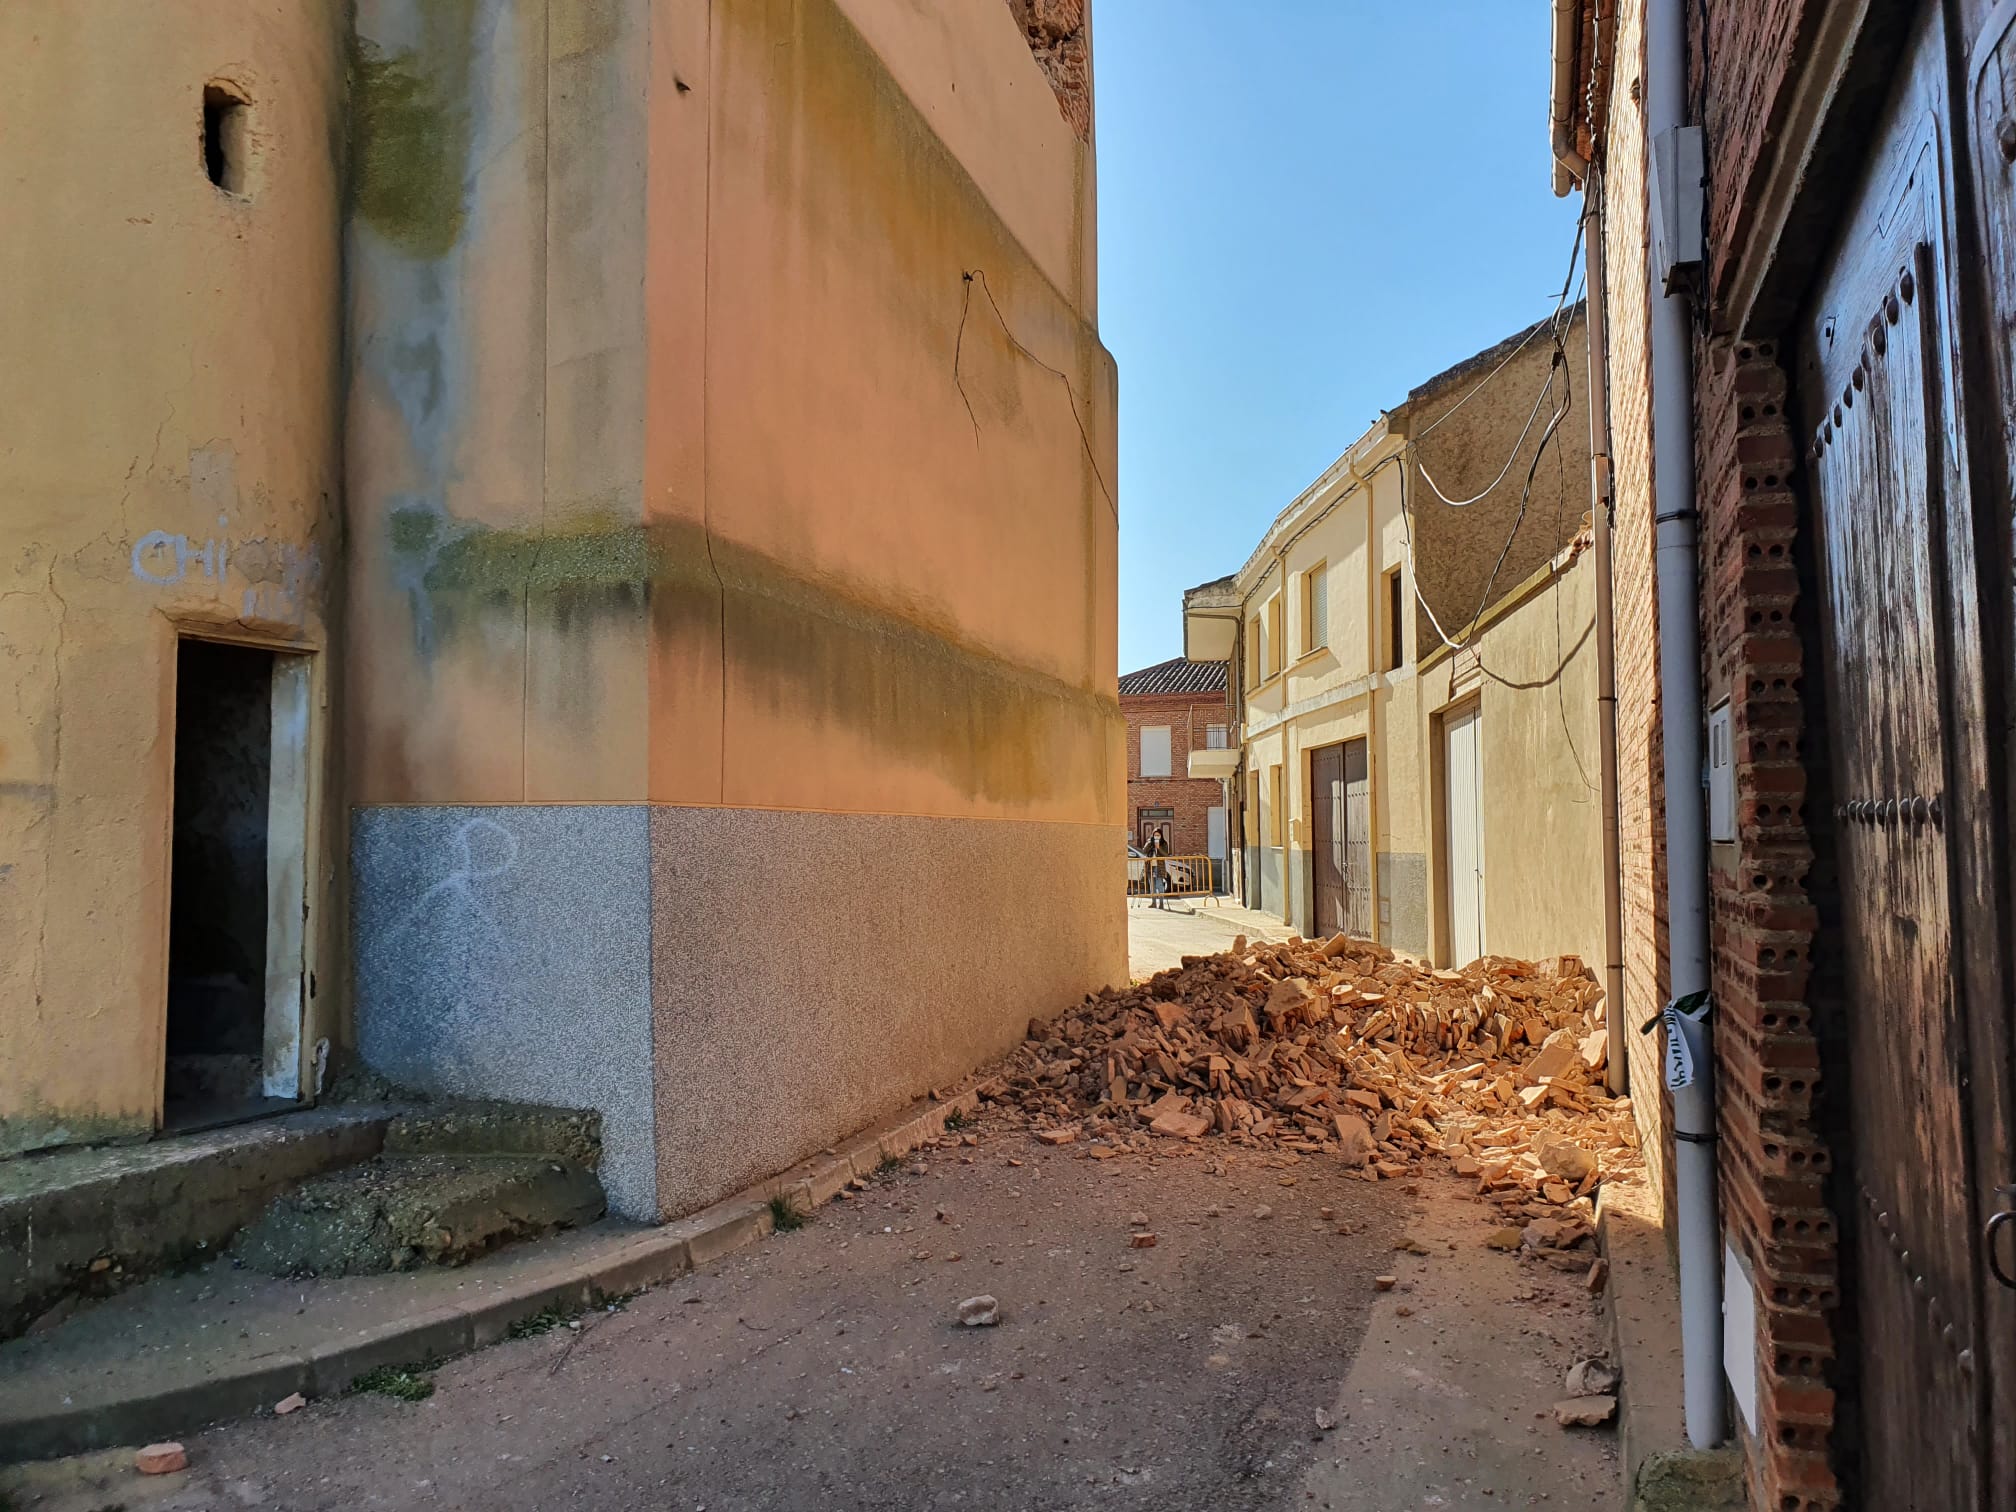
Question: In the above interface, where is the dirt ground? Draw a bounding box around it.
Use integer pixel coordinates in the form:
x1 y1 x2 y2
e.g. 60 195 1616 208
3 1111 1619 1512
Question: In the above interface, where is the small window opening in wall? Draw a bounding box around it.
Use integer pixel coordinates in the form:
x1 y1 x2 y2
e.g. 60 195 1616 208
1385 566 1407 671
204 83 251 194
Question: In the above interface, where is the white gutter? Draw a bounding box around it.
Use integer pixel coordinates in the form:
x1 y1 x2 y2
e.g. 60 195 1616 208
1646 0 1727 1451
1550 0 1590 196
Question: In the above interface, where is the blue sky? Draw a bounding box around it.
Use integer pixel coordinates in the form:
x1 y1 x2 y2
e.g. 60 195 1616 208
1094 1 1583 673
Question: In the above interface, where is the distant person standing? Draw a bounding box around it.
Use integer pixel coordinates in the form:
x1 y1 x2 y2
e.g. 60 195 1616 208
1144 826 1170 909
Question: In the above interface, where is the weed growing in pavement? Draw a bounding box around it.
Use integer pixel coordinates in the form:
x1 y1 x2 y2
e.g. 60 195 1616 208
508 1303 577 1339
877 1155 903 1175
943 1108 970 1131
768 1194 806 1232
352 1363 438 1402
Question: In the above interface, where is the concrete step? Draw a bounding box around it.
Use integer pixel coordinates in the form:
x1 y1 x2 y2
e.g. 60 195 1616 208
0 1097 604 1339
384 1100 601 1168
233 1153 606 1277
0 1108 393 1340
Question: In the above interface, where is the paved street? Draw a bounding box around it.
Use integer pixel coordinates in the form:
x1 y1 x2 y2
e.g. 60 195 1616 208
1126 897 1298 979
3 1111 1618 1512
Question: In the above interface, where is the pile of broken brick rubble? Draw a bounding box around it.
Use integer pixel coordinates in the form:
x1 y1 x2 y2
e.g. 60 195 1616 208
981 931 1639 1265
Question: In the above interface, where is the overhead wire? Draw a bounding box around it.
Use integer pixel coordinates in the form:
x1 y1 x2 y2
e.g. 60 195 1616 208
1399 213 1588 662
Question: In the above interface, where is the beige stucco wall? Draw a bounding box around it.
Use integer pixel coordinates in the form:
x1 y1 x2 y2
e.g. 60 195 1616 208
1233 446 1427 945
1415 551 1607 977
344 0 654 805
0 3 348 1152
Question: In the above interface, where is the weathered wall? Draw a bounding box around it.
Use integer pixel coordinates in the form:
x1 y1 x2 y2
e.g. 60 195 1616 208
0 3 348 1152
348 0 1123 1217
648 809 1120 1217
645 0 1118 824
344 0 653 806
1408 314 1593 648
1416 552 1607 979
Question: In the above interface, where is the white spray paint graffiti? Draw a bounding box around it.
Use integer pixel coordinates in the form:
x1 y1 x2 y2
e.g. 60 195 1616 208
381 815 519 949
130 527 323 625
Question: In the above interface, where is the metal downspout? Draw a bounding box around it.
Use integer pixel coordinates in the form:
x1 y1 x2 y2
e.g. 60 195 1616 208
1646 0 1727 1451
1582 170 1629 1097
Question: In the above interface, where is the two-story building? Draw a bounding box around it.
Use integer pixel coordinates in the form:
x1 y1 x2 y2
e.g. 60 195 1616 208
1118 656 1230 886
1184 311 1603 975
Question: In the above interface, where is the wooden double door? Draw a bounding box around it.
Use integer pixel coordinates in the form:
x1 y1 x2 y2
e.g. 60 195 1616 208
1308 740 1370 941
1798 4 2016 1503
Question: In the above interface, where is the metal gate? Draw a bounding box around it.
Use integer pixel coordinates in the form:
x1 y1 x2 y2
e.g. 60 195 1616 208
1800 12 2016 1499
1309 740 1370 939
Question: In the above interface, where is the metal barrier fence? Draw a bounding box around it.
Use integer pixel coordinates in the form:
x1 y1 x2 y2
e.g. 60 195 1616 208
1126 853 1217 900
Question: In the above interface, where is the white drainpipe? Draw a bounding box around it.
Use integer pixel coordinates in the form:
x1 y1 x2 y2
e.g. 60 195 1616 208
1645 0 1727 1451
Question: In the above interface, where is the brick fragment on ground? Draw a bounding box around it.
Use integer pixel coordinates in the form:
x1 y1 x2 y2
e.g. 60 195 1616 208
135 1443 188 1475
1554 1395 1618 1428
982 935 1642 1247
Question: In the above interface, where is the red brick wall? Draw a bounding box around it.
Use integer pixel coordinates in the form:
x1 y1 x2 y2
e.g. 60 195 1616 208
1696 339 1843 1512
1122 690 1229 862
1599 0 1675 1218
1688 3 1850 1503
1695 0 1823 308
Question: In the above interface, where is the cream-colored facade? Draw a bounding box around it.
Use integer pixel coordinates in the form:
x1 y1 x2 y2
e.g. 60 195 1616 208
1 0 1122 1218
1186 315 1602 971
1187 424 1432 951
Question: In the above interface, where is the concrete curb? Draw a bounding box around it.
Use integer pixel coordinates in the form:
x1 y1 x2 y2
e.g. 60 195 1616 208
1594 1180 1744 1511
0 1088 982 1463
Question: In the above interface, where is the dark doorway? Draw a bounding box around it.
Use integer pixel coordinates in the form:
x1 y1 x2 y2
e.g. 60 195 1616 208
165 639 284 1131
1309 740 1370 939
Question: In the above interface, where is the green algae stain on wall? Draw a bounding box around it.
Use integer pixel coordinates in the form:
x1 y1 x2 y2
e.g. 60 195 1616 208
380 504 1118 811
350 0 480 258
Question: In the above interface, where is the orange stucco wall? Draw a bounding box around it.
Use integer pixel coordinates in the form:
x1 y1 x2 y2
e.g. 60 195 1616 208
3 0 1120 1156
0 2 348 1151
645 0 1119 823
347 0 1121 826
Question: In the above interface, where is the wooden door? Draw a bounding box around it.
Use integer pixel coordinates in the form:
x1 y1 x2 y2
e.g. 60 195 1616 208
1443 705 1484 966
1310 744 1347 937
1799 14 2011 1500
1958 5 2016 1501
1342 741 1371 936
1309 742 1370 940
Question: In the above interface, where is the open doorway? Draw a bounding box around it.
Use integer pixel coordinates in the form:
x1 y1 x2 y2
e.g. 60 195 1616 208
164 639 310 1133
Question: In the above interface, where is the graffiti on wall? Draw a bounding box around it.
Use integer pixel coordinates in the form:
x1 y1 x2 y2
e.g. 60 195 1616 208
130 527 324 625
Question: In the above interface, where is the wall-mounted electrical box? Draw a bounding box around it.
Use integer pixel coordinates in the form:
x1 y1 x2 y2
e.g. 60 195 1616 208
1650 124 1705 291
1708 699 1735 843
